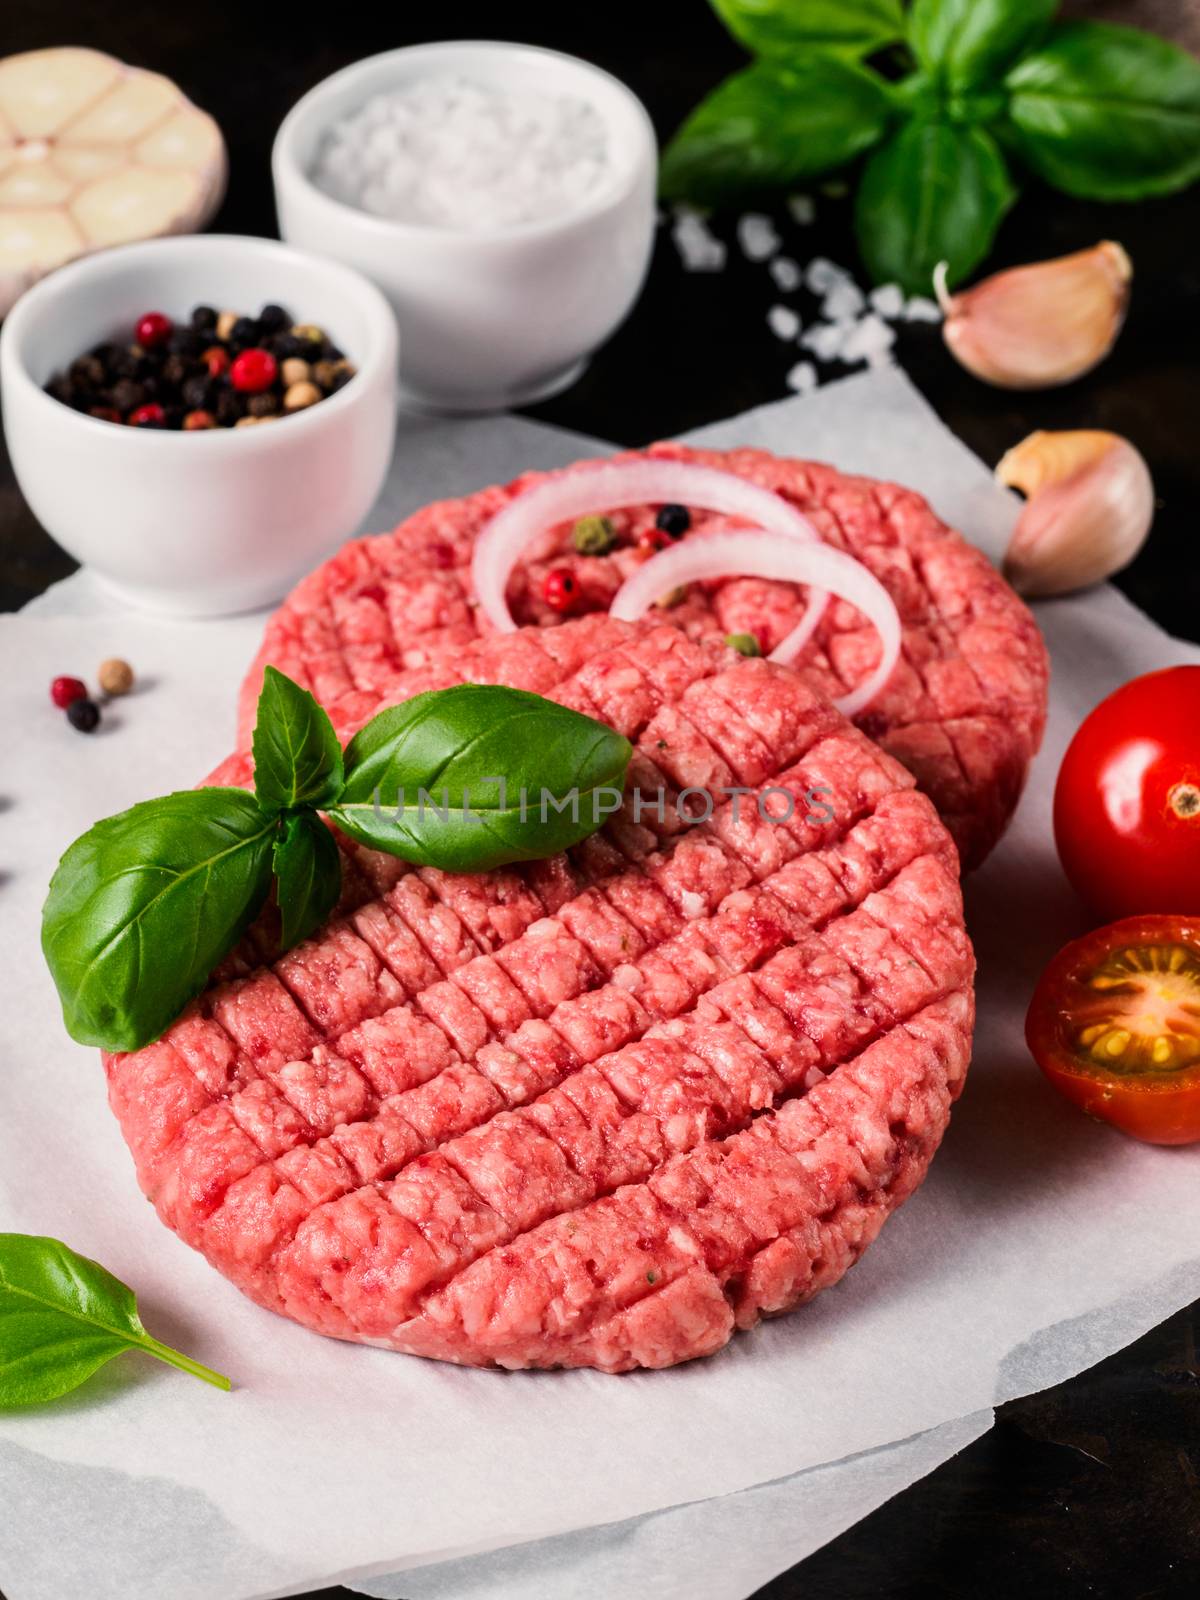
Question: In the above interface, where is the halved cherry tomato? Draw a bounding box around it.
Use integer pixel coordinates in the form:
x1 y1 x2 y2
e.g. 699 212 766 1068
1026 915 1200 1145
1054 666 1200 919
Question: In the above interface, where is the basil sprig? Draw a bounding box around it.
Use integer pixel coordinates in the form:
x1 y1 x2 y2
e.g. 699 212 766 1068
327 685 633 871
662 0 1200 292
43 673 631 1053
0 1234 229 1407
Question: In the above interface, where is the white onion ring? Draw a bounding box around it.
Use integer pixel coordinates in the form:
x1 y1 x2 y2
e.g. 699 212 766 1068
610 530 902 719
472 459 829 641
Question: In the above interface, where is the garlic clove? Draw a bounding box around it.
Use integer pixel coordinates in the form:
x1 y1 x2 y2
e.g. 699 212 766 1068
936 242 1132 390
997 430 1154 598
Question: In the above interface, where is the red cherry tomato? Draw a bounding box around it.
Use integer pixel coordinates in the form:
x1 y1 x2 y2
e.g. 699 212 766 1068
1026 914 1200 1145
135 311 172 349
230 348 278 394
1054 666 1200 919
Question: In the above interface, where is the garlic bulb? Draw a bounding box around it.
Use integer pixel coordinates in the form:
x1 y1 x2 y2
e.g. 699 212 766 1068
997 431 1154 598
936 243 1132 389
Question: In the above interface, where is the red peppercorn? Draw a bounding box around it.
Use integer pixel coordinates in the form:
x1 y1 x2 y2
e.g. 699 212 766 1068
135 311 172 349
542 568 580 614
230 348 278 394
183 409 216 431
128 403 166 427
640 527 674 552
51 675 87 709
203 345 230 378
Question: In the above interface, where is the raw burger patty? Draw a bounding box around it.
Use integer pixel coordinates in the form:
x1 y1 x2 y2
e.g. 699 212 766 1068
237 443 1048 869
111 617 975 1372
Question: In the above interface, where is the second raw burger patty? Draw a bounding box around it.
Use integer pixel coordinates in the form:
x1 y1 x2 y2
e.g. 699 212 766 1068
114 617 975 1371
237 443 1048 869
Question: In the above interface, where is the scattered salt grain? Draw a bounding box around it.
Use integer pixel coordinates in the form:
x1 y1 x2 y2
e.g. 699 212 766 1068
805 256 850 294
785 360 818 394
821 278 866 321
737 212 781 261
769 256 802 292
672 206 727 272
904 295 944 323
801 321 850 363
840 313 896 366
868 283 905 319
786 193 815 226
312 76 609 231
767 304 801 341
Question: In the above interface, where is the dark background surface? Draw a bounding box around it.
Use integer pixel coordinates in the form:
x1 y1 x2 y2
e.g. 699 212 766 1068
2 3 1199 1597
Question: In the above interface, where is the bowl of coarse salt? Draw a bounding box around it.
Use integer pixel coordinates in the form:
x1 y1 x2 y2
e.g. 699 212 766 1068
273 40 657 413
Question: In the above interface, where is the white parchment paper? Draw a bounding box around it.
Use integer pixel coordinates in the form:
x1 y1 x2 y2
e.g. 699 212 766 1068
1 371 1196 1600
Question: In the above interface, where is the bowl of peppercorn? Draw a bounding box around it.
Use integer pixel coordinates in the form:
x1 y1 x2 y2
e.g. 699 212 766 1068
0 233 398 615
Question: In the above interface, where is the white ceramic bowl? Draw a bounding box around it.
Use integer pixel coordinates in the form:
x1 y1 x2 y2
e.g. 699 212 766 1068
0 234 398 616
273 41 657 413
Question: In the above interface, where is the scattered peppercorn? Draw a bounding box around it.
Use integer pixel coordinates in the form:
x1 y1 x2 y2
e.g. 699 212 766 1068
67 698 101 733
572 514 617 556
50 675 87 709
43 305 356 431
655 585 688 610
97 657 135 696
542 568 580 613
725 632 761 657
655 503 691 538
135 311 172 349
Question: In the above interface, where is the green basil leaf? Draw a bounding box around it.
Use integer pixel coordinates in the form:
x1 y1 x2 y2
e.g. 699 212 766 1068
273 811 343 951
855 116 1016 292
327 684 633 872
710 0 905 57
251 665 344 814
660 57 894 206
909 0 1056 90
42 789 276 1052
0 1234 229 1407
1006 21 1200 199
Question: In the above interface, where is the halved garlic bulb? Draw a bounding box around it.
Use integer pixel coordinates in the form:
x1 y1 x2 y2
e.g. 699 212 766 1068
936 243 1132 389
0 48 226 316
997 430 1154 598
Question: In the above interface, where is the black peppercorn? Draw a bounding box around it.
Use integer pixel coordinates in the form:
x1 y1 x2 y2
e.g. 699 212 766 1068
181 374 213 411
655 504 691 538
215 388 243 426
110 378 145 414
191 304 218 332
69 354 106 389
230 316 259 348
168 327 203 358
247 392 279 417
161 353 191 387
67 698 101 733
278 334 304 360
258 303 289 332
